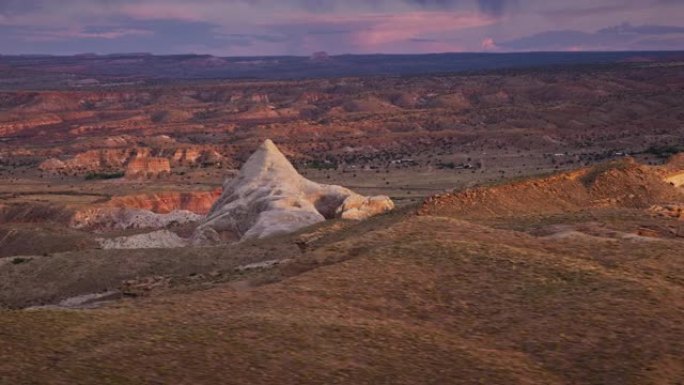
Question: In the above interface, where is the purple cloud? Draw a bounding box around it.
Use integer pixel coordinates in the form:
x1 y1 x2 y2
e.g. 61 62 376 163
499 23 684 51
0 0 682 55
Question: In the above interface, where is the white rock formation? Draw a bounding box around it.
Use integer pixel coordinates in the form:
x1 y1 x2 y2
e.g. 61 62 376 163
336 195 397 220
98 230 187 249
197 139 394 240
71 208 202 231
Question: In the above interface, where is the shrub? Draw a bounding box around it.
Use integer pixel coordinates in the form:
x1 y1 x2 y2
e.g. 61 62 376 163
643 145 683 158
85 171 125 180
308 160 337 170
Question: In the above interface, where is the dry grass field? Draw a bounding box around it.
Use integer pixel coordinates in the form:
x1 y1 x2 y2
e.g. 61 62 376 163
1 157 683 384
1 60 683 384
1 208 683 385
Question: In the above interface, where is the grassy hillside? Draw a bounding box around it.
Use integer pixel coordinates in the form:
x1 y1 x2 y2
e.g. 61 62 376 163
1 205 683 384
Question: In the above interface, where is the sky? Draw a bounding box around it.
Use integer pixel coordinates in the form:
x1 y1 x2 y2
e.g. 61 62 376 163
0 0 683 56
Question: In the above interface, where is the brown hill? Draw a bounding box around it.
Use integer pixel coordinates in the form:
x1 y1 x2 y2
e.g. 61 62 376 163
2 156 684 384
1 205 683 384
419 158 683 219
661 153 684 187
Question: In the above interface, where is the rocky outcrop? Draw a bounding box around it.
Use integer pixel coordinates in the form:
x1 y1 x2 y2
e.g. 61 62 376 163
656 152 684 189
39 145 227 175
98 230 187 249
68 189 220 231
125 156 171 178
38 158 66 171
0 114 63 137
108 189 221 215
250 93 270 104
102 136 133 148
199 150 224 166
650 204 684 219
666 172 684 188
73 149 131 170
171 147 225 167
197 139 394 240
662 153 684 187
336 195 397 220
172 148 202 165
71 208 202 231
39 149 131 173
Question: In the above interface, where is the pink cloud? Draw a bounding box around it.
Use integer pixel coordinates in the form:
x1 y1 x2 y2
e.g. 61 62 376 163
481 37 496 49
24 28 152 42
355 12 495 47
274 11 497 53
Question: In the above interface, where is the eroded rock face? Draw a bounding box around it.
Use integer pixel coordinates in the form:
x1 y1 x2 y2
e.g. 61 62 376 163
38 145 228 175
39 149 131 173
38 158 66 171
71 208 202 231
67 189 219 231
98 230 187 249
172 148 202 165
197 139 394 240
125 156 171 178
108 189 222 215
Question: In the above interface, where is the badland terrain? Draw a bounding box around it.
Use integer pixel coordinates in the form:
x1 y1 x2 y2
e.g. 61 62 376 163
0 52 683 384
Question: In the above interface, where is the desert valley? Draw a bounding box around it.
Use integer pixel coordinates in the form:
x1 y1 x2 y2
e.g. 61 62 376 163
0 52 683 384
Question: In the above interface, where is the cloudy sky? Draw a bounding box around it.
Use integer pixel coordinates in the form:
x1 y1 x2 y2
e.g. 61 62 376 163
0 0 683 56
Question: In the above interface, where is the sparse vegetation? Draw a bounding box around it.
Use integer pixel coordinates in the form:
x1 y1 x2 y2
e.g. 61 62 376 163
84 171 125 180
307 160 337 170
643 144 684 158
579 159 631 186
0 57 683 385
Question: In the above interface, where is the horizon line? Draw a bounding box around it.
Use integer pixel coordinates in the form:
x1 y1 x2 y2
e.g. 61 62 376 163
1 49 684 59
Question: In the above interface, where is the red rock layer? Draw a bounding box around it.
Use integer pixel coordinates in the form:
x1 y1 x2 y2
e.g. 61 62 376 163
125 157 171 178
107 189 222 215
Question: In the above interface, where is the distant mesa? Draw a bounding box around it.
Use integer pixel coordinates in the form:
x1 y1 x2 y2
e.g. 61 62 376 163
310 51 331 62
104 52 153 58
181 55 230 67
196 139 394 241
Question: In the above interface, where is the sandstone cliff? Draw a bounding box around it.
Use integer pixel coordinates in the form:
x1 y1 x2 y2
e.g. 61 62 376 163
39 149 132 173
125 156 171 178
